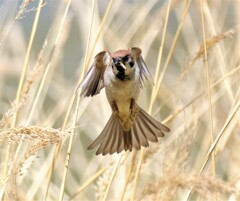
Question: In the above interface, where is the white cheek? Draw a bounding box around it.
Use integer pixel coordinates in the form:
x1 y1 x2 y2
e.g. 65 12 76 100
112 65 118 75
125 64 135 75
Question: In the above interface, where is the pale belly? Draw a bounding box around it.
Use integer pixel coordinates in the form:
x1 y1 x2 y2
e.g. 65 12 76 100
105 78 140 115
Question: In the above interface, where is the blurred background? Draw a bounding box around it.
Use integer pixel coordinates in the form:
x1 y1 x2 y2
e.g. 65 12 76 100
0 0 240 200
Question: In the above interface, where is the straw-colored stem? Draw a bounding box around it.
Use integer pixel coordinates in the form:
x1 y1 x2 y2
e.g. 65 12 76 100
101 154 122 201
0 0 34 47
200 1 216 200
11 0 44 128
57 2 113 199
0 19 16 48
69 166 109 200
203 3 234 103
149 0 192 114
75 0 96 93
42 0 73 199
200 99 240 173
149 0 172 113
131 1 192 200
131 149 144 201
200 0 215 175
83 0 113 74
80 0 95 78
1 0 44 199
69 153 129 200
120 151 137 201
183 99 240 201
43 0 95 197
68 63 240 201
162 64 240 128
58 94 80 201
14 61 50 178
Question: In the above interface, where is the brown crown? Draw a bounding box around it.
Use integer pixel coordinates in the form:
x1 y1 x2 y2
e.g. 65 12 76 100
111 49 129 58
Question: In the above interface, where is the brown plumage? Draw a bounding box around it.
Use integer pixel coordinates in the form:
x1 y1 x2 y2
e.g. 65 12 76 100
79 47 170 155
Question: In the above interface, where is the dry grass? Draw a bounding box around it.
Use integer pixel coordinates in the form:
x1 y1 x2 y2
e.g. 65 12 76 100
0 0 240 200
140 171 239 201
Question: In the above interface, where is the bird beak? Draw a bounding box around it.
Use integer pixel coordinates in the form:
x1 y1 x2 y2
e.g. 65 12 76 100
119 62 127 70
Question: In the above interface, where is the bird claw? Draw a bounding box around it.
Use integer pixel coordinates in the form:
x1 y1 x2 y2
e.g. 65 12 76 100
130 99 135 114
112 100 119 114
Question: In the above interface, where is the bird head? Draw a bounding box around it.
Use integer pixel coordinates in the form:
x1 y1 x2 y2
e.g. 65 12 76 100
111 50 135 81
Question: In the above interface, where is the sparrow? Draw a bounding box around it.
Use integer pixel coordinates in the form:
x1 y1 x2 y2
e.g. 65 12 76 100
79 47 170 155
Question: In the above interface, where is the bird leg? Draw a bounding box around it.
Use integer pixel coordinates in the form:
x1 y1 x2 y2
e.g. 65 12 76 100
130 98 139 120
111 100 119 114
130 98 135 111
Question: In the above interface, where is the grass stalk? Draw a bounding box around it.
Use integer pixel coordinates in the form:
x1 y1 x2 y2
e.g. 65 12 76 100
69 165 109 200
2 0 45 199
119 152 137 201
101 154 122 201
1 1 239 200
131 1 192 200
199 1 216 200
131 149 144 201
54 1 113 200
200 0 215 176
200 99 240 173
83 0 113 74
149 0 192 114
42 0 73 199
149 0 172 112
203 3 235 103
58 94 80 201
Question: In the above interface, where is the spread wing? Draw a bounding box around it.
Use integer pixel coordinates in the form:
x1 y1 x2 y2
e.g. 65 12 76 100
129 47 154 87
79 50 111 97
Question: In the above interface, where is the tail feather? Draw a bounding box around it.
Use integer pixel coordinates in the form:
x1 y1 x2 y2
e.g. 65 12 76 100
131 125 141 150
138 110 163 140
132 121 149 148
124 130 132 151
139 108 170 134
137 115 158 142
100 123 115 155
109 123 119 154
87 105 170 155
106 120 121 155
96 116 119 155
87 114 114 150
96 126 112 155
117 129 124 153
104 120 117 154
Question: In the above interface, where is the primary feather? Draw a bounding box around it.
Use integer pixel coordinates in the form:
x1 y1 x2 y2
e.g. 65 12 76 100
79 50 111 97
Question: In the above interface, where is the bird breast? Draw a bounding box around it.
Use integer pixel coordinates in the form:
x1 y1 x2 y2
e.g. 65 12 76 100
104 65 140 115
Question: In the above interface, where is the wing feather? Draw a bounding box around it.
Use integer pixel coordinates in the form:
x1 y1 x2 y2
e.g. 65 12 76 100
129 47 154 87
79 50 111 97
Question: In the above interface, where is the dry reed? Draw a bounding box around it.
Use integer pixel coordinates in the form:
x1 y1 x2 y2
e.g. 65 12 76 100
0 0 240 200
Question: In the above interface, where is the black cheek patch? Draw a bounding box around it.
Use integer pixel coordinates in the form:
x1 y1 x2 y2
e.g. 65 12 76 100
122 55 129 63
116 72 125 81
129 61 134 68
115 63 126 81
116 64 125 73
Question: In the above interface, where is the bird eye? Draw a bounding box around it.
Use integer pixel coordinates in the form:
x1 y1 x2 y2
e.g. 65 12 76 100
122 55 129 62
129 61 134 67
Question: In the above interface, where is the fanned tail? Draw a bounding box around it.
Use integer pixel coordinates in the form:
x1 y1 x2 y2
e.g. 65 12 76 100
87 105 170 155
87 113 127 155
